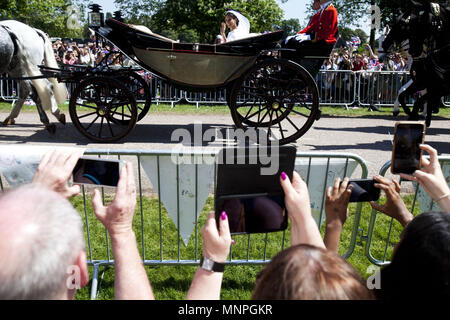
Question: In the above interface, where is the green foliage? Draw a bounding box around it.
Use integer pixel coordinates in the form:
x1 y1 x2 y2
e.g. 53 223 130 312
0 0 89 38
339 26 369 45
277 18 302 37
114 0 283 43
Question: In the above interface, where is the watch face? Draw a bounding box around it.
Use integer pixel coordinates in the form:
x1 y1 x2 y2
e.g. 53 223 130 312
202 258 214 271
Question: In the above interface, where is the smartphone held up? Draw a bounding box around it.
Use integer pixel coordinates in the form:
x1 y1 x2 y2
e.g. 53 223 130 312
343 179 381 203
214 146 296 235
391 121 426 174
72 157 123 187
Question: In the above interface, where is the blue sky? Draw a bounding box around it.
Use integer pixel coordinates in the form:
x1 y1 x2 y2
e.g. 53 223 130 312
91 0 372 34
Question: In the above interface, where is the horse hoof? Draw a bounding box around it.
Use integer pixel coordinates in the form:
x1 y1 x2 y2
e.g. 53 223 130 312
46 124 56 134
393 110 399 117
3 118 15 126
58 113 66 125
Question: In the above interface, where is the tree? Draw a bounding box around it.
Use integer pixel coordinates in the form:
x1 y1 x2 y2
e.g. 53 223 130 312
278 18 302 36
114 0 283 43
0 0 89 37
339 26 368 45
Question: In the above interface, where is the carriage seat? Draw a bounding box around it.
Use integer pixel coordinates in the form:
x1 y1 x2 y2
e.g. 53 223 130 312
281 40 335 77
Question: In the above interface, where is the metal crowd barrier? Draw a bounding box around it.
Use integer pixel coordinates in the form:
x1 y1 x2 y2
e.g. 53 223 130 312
315 70 357 106
0 74 20 103
2 70 450 109
363 156 450 266
355 70 412 107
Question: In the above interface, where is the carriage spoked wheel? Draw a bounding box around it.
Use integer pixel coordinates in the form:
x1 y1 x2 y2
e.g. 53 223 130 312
69 76 138 142
229 58 320 145
117 71 151 124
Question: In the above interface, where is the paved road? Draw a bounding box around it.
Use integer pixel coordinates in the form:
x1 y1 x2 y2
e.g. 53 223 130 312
0 110 448 180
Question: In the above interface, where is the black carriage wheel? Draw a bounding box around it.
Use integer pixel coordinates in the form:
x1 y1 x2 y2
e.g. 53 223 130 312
69 76 138 142
117 71 151 123
229 58 320 145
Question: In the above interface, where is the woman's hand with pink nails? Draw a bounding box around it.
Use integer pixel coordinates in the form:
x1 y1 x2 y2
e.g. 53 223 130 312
201 211 232 262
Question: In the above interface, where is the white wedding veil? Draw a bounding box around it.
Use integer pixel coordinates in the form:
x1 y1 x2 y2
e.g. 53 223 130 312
226 10 250 35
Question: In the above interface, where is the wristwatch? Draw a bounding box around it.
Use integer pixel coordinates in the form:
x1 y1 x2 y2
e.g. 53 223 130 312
199 256 225 273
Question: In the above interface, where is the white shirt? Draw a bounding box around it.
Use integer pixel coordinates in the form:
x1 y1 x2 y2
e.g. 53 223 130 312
319 1 332 17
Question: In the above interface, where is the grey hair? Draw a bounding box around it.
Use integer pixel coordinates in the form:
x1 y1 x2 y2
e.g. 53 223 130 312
0 184 85 300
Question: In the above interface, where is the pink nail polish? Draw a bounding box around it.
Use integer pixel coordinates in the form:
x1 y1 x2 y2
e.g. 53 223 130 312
221 211 227 220
231 239 236 245
281 172 287 181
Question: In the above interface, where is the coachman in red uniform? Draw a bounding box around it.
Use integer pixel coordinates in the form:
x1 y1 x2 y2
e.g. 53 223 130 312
282 0 338 75
298 0 338 45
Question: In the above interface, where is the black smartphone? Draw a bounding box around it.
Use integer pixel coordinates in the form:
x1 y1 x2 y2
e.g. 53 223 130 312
344 179 381 202
214 145 296 234
72 157 122 187
391 121 426 174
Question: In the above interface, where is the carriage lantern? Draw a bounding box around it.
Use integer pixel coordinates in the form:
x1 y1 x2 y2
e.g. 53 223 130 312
88 4 104 29
113 11 124 22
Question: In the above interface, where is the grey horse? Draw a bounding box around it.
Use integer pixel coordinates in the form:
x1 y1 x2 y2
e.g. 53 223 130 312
0 20 67 133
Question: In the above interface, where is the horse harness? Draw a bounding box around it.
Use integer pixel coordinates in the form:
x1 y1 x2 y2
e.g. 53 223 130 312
1 24 18 58
0 23 51 80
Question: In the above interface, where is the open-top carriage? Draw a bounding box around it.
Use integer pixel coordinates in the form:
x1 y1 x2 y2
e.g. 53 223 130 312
63 18 334 144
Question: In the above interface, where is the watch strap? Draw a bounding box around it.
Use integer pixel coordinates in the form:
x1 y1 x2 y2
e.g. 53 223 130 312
200 256 225 272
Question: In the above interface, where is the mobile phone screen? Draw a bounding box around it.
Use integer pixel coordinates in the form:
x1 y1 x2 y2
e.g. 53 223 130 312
392 123 425 174
216 194 287 234
214 146 296 234
346 179 381 202
73 158 120 187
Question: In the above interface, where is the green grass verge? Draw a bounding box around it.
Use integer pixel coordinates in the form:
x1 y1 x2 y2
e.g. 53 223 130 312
1 101 449 118
70 193 420 300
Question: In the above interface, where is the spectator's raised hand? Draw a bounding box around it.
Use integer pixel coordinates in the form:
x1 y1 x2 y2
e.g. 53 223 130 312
32 149 84 198
399 144 450 212
325 177 352 228
281 171 311 224
202 211 231 263
91 162 154 300
92 162 137 237
370 175 413 227
324 177 352 252
186 211 231 300
280 171 325 248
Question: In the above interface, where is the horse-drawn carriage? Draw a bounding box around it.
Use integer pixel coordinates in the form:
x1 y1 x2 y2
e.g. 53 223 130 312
57 18 333 144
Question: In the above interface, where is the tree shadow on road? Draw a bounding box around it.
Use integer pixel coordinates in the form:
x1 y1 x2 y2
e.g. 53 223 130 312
0 122 240 147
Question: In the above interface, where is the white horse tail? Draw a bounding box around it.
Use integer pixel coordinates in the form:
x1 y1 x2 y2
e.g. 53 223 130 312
35 28 67 105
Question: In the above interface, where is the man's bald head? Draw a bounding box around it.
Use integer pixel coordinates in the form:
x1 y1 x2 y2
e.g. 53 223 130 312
0 184 85 299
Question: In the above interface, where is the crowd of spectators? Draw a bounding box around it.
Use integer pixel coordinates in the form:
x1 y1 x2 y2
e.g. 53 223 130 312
321 43 410 72
317 43 411 109
52 38 124 68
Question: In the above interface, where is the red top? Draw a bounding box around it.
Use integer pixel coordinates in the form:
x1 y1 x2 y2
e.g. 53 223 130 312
352 60 366 71
298 4 338 45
